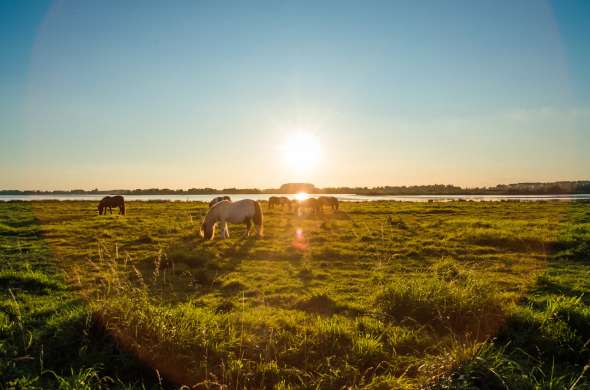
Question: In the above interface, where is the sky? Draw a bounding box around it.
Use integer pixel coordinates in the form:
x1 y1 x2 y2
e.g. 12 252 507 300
1 0 589 190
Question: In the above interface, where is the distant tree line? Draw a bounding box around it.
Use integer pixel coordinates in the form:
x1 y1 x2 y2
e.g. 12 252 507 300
327 181 590 195
1 181 589 196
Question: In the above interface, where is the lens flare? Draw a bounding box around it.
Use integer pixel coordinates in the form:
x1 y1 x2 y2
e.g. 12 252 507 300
292 227 308 250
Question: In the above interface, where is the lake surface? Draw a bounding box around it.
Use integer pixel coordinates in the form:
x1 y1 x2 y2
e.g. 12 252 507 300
1 194 590 202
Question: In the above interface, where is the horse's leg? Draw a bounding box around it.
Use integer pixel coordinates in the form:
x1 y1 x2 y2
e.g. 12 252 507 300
109 206 113 214
244 219 252 237
220 221 228 239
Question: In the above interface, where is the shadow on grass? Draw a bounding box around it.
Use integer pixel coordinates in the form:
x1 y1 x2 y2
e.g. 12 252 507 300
434 243 590 388
131 233 259 303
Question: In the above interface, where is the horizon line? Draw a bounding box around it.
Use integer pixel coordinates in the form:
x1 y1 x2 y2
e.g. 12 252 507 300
2 179 590 193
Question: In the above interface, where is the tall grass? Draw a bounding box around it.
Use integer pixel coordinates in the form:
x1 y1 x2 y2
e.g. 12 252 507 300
374 275 504 337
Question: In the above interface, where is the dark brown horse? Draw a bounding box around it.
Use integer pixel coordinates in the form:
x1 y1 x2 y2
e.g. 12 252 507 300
297 197 321 215
269 196 291 210
209 196 231 208
98 195 126 215
319 196 339 211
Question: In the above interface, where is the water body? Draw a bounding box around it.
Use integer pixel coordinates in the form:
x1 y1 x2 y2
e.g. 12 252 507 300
1 194 590 202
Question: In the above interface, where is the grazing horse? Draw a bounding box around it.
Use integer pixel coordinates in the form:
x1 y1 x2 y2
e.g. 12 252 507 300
279 196 292 209
98 195 125 215
269 196 291 210
319 196 339 211
201 199 263 239
297 198 321 215
268 196 281 209
209 195 231 208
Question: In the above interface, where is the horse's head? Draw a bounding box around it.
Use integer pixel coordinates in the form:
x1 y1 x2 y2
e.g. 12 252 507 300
97 205 103 215
200 220 214 240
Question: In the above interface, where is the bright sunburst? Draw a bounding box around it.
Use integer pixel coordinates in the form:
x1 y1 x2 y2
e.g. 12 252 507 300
294 192 309 201
282 132 321 170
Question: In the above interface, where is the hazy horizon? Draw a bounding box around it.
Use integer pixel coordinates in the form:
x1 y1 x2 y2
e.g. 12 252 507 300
3 178 590 193
2 1 589 190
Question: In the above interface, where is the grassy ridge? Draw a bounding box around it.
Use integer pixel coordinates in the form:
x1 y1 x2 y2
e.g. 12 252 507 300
1 200 589 388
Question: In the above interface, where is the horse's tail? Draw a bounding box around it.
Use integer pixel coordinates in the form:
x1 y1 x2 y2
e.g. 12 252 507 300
253 200 263 237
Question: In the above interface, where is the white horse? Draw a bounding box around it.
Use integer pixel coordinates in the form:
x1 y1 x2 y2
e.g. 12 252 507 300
201 199 263 239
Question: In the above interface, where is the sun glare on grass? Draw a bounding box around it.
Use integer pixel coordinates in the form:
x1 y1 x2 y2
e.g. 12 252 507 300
282 132 321 170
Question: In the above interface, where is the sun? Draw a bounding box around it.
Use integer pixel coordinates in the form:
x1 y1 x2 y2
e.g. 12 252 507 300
282 132 321 170
294 192 309 201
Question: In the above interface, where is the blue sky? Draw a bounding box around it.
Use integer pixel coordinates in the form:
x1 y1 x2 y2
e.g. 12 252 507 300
1 0 589 190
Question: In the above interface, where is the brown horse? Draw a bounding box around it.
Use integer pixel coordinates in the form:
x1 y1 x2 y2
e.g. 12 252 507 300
268 196 280 209
269 196 291 210
319 196 339 211
297 197 321 215
280 196 293 210
98 195 126 215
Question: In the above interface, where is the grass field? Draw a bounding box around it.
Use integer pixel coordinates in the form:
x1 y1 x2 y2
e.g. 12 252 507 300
1 200 590 389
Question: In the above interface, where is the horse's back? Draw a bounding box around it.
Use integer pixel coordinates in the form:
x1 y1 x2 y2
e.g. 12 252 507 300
225 199 259 223
303 198 318 206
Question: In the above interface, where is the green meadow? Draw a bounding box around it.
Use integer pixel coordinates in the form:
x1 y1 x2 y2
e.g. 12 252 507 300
1 200 590 389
